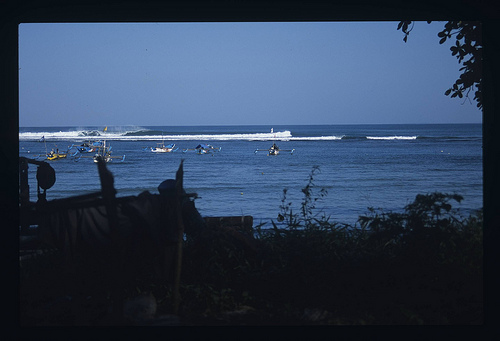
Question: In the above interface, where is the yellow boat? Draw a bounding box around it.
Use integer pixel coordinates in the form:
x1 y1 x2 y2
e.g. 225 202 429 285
46 150 67 161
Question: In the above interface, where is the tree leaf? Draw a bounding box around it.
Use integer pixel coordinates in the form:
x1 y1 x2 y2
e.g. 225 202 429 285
396 20 482 109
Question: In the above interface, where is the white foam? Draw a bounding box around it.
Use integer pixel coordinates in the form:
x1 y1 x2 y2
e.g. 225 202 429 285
19 130 295 141
289 136 343 141
19 129 417 142
366 136 417 140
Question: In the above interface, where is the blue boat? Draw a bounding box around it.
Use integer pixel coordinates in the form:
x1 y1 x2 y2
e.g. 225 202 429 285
182 144 221 154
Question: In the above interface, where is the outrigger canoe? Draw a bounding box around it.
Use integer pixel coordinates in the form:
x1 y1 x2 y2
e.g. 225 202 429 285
46 150 67 161
73 140 125 163
150 143 178 153
68 141 103 154
255 143 294 156
183 144 221 154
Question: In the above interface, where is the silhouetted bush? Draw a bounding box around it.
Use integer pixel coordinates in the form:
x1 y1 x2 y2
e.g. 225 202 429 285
177 167 483 324
20 167 483 325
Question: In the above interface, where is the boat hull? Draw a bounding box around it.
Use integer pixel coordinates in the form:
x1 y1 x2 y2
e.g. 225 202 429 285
152 148 175 153
47 153 67 161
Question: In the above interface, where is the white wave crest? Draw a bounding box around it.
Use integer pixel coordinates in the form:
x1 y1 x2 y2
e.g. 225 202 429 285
19 126 149 141
19 130 417 142
366 136 417 140
19 131 88 141
158 131 293 141
19 130 294 141
289 136 343 141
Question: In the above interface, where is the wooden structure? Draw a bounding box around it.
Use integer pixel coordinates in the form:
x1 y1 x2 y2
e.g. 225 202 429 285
19 156 257 321
19 156 190 316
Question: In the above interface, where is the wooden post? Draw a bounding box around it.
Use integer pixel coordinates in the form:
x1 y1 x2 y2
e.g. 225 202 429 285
96 157 123 319
19 158 30 234
172 160 185 315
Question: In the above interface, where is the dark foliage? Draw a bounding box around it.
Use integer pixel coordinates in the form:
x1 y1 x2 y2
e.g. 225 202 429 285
172 171 483 324
19 169 483 325
398 21 482 109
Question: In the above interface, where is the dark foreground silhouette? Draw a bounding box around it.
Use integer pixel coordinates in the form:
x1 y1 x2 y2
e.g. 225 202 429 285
19 158 483 325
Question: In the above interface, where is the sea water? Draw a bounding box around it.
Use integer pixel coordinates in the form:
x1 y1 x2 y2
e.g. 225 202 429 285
19 124 483 227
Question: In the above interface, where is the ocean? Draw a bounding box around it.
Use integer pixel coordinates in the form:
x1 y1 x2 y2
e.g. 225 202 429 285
19 124 483 227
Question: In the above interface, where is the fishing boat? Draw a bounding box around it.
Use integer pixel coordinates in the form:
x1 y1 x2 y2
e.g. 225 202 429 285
255 143 294 156
146 132 178 153
151 143 178 153
92 140 125 163
183 144 221 154
46 149 68 161
36 141 70 161
74 140 125 163
93 141 112 162
69 140 103 154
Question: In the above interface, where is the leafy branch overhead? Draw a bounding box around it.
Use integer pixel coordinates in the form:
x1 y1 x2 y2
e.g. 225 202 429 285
398 21 482 109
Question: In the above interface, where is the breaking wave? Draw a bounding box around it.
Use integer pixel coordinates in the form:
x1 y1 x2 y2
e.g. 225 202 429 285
366 136 418 140
18 126 479 142
19 128 295 141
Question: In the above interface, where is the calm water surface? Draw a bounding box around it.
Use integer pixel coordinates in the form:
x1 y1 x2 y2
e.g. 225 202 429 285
19 124 483 226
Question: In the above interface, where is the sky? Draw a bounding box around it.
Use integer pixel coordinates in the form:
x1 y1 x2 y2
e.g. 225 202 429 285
18 21 482 127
